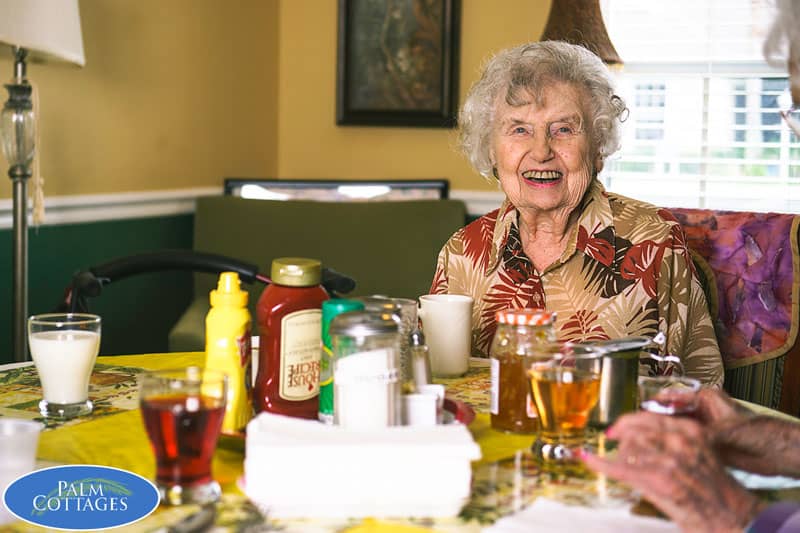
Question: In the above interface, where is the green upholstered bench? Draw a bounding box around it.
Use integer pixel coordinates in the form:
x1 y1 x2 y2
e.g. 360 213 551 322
168 196 467 352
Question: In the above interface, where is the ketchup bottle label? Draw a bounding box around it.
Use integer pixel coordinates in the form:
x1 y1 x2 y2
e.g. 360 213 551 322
279 309 322 401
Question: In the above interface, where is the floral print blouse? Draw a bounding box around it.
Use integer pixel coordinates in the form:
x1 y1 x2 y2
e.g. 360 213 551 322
430 180 724 387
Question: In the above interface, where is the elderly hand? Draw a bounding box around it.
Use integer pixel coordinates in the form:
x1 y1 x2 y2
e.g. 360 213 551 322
695 388 800 478
580 411 764 533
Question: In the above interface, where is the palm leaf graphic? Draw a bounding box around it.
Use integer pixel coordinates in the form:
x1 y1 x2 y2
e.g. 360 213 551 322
31 477 131 517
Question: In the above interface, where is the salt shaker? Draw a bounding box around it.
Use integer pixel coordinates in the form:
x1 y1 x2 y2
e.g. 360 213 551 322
409 328 432 391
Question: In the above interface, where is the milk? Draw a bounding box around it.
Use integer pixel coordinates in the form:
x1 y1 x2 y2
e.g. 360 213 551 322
30 330 100 404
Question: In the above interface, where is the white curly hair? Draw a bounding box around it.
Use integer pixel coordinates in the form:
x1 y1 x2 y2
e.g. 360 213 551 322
458 41 628 179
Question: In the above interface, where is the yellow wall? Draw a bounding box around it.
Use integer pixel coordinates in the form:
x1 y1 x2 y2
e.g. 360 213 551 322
0 0 550 199
276 0 551 191
0 0 279 198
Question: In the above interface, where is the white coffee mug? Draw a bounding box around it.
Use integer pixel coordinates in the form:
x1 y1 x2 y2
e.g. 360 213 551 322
418 294 473 377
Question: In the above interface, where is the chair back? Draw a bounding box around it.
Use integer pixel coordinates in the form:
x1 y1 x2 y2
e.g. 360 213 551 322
669 208 800 416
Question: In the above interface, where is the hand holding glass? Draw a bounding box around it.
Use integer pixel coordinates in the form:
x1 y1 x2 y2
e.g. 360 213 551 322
139 367 227 506
28 313 101 419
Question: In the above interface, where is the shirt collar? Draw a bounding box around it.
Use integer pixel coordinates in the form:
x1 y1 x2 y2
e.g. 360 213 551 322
486 180 616 276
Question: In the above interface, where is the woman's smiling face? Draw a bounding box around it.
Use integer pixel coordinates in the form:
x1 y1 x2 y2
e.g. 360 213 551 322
490 81 599 218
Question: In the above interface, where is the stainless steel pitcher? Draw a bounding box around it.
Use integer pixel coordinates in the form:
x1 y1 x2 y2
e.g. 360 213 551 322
586 334 682 428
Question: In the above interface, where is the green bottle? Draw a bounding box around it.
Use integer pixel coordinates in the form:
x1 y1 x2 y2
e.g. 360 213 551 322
319 299 364 424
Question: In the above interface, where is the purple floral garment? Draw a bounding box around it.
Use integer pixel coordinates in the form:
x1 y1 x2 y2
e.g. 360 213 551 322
669 209 800 368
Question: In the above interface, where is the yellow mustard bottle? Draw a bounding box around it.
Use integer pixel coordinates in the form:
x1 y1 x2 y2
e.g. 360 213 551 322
205 271 252 434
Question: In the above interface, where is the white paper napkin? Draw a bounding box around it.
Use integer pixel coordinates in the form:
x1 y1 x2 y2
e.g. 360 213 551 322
244 412 482 518
483 497 679 533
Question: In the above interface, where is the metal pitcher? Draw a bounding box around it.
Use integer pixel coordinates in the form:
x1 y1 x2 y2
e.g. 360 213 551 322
586 333 683 428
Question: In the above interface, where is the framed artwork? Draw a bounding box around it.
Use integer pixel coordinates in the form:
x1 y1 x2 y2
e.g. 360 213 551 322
336 0 461 128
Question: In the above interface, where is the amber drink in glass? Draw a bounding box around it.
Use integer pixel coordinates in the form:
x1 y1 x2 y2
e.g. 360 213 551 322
528 344 601 462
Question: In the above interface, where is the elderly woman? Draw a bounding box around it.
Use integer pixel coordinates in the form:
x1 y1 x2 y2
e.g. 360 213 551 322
430 41 723 387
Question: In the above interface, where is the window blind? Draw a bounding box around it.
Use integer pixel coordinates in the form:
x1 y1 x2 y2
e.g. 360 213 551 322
600 0 799 213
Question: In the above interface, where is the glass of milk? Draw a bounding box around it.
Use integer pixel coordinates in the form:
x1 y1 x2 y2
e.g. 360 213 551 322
28 313 101 419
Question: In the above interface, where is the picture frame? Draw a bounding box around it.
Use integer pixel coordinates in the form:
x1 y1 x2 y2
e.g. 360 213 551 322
336 0 461 128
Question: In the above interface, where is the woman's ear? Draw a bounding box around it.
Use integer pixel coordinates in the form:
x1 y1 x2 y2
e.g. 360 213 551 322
594 154 604 174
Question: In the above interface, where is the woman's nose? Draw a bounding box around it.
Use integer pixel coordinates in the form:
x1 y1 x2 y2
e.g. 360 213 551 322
528 132 554 162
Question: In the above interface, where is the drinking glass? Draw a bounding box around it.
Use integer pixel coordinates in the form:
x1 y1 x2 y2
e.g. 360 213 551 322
28 313 101 419
355 295 418 383
418 294 473 377
778 89 800 137
638 375 701 416
527 344 602 463
0 419 42 525
139 367 227 505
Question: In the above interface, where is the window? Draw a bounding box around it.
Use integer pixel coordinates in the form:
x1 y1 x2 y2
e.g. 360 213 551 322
601 0 799 213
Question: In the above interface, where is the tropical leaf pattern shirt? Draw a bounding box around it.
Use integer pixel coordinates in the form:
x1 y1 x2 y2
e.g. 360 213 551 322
430 180 724 387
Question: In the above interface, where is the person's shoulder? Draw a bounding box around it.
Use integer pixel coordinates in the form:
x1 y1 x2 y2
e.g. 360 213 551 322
606 191 682 230
454 206 504 241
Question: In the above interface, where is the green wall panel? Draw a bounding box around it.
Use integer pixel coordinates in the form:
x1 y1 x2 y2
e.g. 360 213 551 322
0 215 194 364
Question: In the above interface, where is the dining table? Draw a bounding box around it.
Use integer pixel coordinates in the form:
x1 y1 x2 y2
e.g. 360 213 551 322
1 352 798 532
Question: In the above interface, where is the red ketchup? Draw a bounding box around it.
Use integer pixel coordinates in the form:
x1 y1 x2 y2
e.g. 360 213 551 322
254 257 329 419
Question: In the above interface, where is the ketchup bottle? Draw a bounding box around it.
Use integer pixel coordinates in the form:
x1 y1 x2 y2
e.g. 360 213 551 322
254 257 329 419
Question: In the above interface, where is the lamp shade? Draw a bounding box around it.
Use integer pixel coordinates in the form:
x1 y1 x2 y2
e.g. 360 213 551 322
0 0 84 66
540 0 622 66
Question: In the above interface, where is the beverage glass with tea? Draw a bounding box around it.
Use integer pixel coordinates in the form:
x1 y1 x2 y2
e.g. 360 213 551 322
638 375 701 416
139 367 227 505
527 344 602 463
28 313 101 419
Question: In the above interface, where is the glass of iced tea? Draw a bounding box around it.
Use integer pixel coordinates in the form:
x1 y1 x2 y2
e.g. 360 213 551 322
139 367 227 505
638 375 701 416
527 344 602 463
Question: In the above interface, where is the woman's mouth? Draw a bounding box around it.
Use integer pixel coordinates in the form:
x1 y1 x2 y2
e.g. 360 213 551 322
522 170 562 183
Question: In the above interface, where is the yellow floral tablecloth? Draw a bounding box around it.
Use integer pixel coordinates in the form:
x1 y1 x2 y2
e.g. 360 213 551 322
2 353 789 532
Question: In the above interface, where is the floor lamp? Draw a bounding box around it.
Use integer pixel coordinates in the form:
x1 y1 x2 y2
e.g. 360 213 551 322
0 1 85 362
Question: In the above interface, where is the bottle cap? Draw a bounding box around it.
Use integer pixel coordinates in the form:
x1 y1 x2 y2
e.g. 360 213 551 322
495 308 555 326
409 328 426 347
271 257 322 287
323 298 366 318
210 272 248 307
322 299 366 345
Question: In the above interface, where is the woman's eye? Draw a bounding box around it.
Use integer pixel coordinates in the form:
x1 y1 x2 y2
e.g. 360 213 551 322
512 126 529 135
550 123 575 137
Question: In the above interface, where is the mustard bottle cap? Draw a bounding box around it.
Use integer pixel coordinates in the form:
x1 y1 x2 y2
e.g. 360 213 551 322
210 272 248 307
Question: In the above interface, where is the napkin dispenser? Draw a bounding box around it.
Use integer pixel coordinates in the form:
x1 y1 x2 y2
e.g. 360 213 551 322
243 412 481 518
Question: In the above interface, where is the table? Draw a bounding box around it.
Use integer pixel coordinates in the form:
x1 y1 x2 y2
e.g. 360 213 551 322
0 353 796 532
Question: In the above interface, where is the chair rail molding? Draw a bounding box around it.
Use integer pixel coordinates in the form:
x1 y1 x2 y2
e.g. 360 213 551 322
450 189 505 217
0 187 221 229
0 187 503 229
